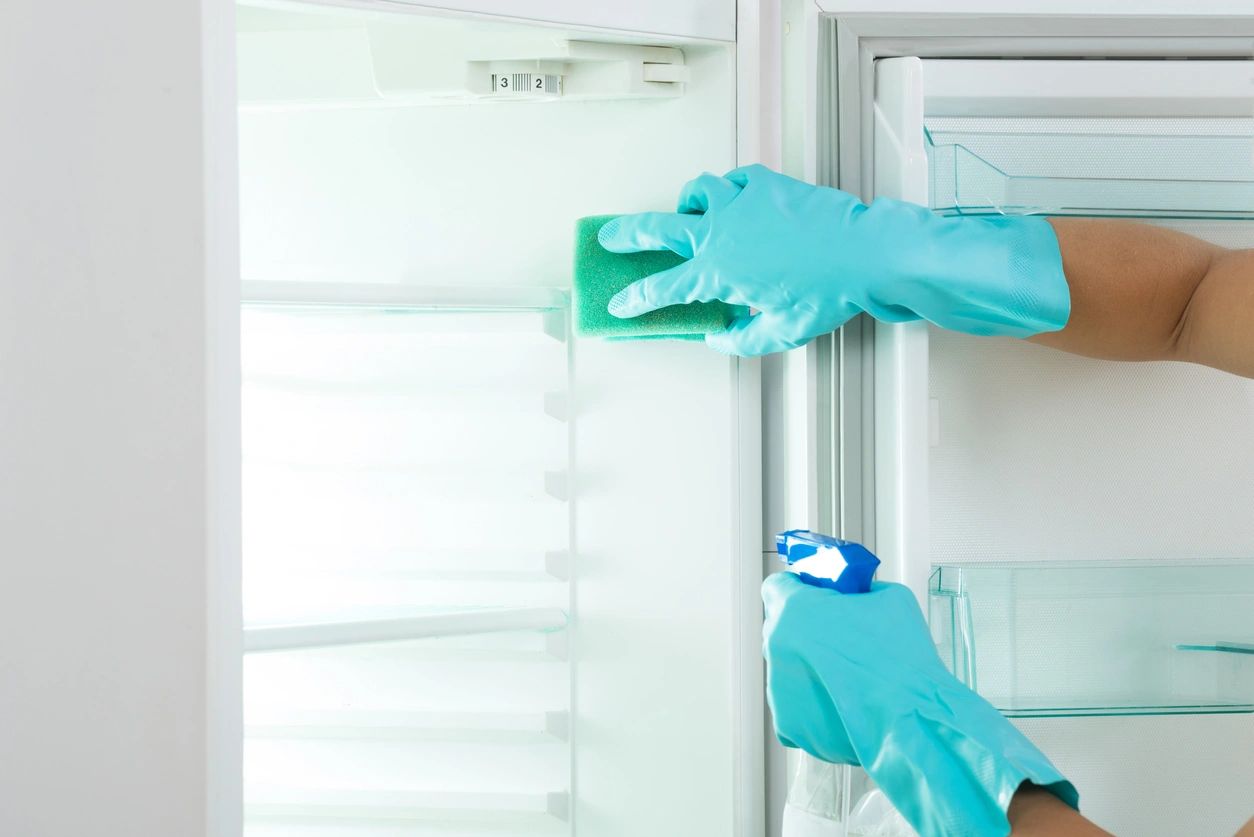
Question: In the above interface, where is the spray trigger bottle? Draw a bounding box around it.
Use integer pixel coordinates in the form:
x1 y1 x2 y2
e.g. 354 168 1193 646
774 531 916 836
775 529 880 594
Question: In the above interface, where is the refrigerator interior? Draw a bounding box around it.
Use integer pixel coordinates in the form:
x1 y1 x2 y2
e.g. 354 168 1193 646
920 81 1254 835
237 4 753 835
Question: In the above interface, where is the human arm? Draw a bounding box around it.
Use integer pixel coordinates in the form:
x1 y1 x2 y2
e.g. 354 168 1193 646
602 166 1253 378
1008 784 1112 837
762 573 1084 837
1037 218 1254 377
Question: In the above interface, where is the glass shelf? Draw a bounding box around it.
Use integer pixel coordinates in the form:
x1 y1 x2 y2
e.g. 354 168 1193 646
244 606 568 653
929 559 1254 718
245 787 569 823
925 118 1254 220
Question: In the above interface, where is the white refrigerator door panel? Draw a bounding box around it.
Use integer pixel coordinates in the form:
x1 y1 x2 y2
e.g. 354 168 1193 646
922 59 1254 118
871 56 931 606
818 1 1254 18
927 328 1254 564
871 56 1254 836
914 59 1254 568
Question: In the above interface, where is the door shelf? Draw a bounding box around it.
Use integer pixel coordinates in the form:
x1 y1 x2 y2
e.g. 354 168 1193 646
925 125 1254 220
929 559 1254 718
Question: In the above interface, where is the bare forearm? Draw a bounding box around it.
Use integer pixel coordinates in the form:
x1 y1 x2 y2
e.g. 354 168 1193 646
1031 218 1254 378
1008 785 1112 837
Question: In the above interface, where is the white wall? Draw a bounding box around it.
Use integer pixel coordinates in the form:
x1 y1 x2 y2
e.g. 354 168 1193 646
0 1 240 834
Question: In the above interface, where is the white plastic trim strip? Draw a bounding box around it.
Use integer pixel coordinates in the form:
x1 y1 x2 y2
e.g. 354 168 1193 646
871 57 932 607
923 59 1254 118
241 280 566 311
243 606 567 652
245 787 570 820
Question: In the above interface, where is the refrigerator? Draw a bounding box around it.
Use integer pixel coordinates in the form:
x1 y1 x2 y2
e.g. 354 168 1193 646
3 1 1252 836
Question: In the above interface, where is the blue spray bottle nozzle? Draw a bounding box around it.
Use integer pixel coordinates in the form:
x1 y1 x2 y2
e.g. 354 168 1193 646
775 530 880 594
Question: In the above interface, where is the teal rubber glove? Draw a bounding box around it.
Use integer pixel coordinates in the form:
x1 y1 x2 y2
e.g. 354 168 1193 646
762 573 1079 837
600 165 1070 356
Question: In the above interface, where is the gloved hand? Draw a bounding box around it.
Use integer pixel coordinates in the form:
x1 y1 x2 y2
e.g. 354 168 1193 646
762 573 1079 837
599 165 1070 356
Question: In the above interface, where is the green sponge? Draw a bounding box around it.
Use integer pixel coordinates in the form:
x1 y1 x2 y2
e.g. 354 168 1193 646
572 215 739 340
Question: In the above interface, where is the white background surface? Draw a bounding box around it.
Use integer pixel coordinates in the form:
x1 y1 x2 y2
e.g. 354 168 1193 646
0 0 240 835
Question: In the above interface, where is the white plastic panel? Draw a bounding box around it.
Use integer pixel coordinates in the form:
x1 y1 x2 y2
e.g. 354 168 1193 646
237 11 734 288
239 297 748 835
923 60 1254 118
928 325 1254 563
325 0 735 42
241 304 570 626
237 14 694 107
871 57 931 604
573 338 741 836
246 633 570 834
238 93 733 288
238 5 753 835
1015 714 1254 837
242 301 573 833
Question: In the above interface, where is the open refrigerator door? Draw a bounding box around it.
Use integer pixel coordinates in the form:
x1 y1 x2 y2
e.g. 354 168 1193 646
768 4 1254 831
839 52 1254 837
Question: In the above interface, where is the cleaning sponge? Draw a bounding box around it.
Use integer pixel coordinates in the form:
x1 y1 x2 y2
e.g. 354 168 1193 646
572 215 738 340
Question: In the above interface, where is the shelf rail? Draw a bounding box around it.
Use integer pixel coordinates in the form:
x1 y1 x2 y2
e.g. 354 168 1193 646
244 606 567 653
245 708 570 741
246 787 570 822
241 280 567 312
